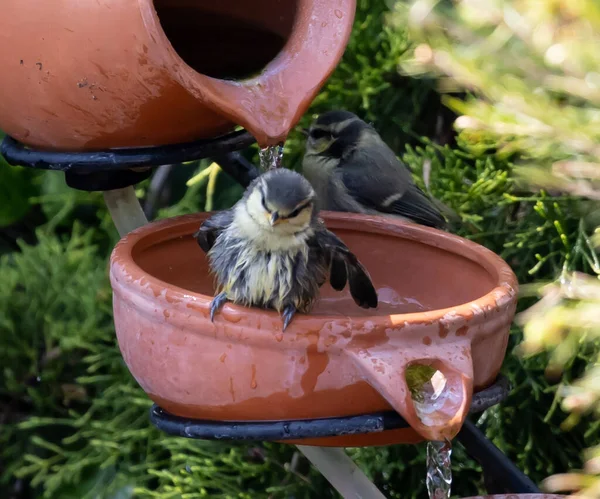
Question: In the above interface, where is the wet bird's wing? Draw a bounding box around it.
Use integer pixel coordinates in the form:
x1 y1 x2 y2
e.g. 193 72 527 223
193 209 234 253
335 140 447 229
309 224 378 309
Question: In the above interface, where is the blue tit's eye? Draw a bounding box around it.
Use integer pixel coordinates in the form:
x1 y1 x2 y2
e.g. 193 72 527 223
288 207 302 218
287 201 311 219
310 128 332 140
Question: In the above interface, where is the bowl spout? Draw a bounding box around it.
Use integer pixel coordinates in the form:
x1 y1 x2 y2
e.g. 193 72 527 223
347 341 474 442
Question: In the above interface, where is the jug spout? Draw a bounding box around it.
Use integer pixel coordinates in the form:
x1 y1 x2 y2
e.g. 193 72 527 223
147 0 357 147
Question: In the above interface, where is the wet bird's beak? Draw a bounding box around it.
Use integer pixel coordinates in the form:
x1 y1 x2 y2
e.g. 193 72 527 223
270 212 281 226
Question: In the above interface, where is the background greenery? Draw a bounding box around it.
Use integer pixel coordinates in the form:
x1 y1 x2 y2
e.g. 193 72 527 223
1 0 597 497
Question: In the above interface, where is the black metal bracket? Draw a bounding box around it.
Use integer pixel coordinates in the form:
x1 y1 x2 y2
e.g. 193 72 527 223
211 150 260 188
150 376 510 442
0 130 258 191
457 420 541 494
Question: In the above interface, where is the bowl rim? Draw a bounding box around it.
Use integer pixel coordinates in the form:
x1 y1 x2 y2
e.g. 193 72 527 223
110 211 518 331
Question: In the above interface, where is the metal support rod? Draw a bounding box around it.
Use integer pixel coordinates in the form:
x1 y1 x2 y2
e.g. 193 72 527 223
143 164 175 219
212 151 260 188
297 446 387 499
457 420 541 494
103 185 387 499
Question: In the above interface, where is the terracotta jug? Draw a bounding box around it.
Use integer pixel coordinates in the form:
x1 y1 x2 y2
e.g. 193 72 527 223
110 212 519 445
0 0 355 151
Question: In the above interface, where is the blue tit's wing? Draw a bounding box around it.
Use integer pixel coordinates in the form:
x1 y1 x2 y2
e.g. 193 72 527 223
193 209 234 253
337 140 447 229
328 253 348 291
310 224 378 309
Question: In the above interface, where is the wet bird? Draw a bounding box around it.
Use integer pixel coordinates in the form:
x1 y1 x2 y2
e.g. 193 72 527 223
194 168 378 331
302 110 447 229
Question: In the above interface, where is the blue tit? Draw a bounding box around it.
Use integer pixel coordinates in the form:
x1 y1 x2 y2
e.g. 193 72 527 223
194 168 378 331
302 110 447 229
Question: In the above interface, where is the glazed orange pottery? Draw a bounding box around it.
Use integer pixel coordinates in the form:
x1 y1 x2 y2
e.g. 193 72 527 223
0 0 355 151
109 212 518 446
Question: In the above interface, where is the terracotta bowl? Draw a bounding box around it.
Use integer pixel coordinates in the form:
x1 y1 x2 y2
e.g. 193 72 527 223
109 212 518 446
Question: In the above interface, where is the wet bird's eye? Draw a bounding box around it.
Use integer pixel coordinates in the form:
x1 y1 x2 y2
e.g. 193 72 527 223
288 207 302 218
309 128 332 141
287 201 311 219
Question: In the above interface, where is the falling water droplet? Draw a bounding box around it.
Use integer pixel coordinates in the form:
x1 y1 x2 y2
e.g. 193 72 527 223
259 143 285 170
426 440 452 499
250 364 258 389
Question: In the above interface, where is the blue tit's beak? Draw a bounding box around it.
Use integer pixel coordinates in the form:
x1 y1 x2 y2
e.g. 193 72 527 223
270 212 281 226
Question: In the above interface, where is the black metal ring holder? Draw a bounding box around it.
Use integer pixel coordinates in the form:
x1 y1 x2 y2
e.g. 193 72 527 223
150 375 510 441
1 130 259 191
0 132 541 496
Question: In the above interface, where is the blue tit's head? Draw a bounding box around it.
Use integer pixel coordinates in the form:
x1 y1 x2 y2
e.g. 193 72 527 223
245 168 316 234
304 110 371 160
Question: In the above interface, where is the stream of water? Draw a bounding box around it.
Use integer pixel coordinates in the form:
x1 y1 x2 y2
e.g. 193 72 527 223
259 144 285 170
426 440 453 499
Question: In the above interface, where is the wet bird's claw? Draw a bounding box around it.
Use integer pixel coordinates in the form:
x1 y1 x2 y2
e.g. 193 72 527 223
209 293 228 322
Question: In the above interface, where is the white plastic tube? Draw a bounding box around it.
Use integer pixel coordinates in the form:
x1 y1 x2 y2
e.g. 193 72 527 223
297 446 388 499
103 186 148 236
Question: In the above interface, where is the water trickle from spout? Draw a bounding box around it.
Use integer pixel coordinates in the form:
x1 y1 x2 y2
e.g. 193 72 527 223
259 143 284 170
426 439 452 499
